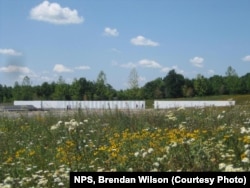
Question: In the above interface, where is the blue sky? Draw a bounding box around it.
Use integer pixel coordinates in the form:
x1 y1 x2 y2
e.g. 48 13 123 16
1 0 250 90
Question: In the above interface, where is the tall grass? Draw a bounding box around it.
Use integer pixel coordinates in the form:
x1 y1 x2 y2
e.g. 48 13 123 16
0 103 250 187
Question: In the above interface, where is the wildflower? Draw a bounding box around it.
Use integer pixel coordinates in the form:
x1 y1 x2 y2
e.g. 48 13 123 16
3 177 14 184
153 162 160 167
32 174 39 179
68 126 76 132
244 149 250 157
217 114 224 119
170 142 177 147
64 122 71 127
36 170 43 174
54 177 61 183
97 167 104 172
224 164 243 172
134 152 139 157
142 152 147 158
242 157 249 163
57 120 63 125
148 148 154 153
58 182 64 186
225 164 234 172
1 184 11 188
150 168 158 172
177 106 185 111
157 157 164 162
165 146 170 153
50 124 60 130
244 144 250 150
37 178 48 186
179 124 185 130
240 127 250 134
127 168 133 172
219 163 226 170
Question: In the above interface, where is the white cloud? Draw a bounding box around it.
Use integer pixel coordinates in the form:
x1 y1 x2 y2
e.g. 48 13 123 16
138 59 161 68
120 62 137 68
75 66 90 70
160 67 171 73
160 65 184 74
104 27 119 37
130 35 159 46
53 64 73 73
30 1 84 25
207 69 215 75
242 55 250 62
120 59 161 69
0 48 22 56
111 48 121 53
139 76 146 83
111 60 118 66
190 56 204 67
0 65 31 73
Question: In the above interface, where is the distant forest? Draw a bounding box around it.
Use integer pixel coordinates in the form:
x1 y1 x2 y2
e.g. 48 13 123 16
0 66 250 103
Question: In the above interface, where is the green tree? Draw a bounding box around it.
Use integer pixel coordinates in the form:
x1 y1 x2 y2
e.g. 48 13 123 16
126 68 142 99
53 76 71 100
128 68 139 89
142 77 164 99
40 82 54 100
12 81 22 100
225 66 240 94
3 85 13 102
182 78 194 98
194 74 209 96
70 77 93 100
163 69 185 98
19 76 33 100
94 70 109 100
0 84 3 103
208 75 226 95
239 73 250 94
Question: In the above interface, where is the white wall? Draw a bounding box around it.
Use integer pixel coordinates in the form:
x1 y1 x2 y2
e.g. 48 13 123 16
154 100 235 109
14 100 146 110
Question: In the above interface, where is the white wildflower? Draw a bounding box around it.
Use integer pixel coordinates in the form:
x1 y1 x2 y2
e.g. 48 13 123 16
150 168 158 172
134 152 139 157
127 168 133 172
148 148 154 153
58 182 64 186
153 162 160 167
3 177 14 184
219 163 226 170
242 157 249 163
142 152 147 158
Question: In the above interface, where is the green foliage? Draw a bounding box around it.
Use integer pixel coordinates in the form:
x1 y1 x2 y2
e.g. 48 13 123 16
1 103 250 186
1 66 250 102
163 69 185 98
194 74 209 96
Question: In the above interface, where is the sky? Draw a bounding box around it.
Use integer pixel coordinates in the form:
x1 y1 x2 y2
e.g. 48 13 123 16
0 0 250 90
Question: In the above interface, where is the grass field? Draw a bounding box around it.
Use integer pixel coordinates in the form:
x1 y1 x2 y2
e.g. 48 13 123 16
0 95 250 187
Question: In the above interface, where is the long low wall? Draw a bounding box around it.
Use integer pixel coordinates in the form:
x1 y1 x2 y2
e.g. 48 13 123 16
154 100 235 109
14 100 145 110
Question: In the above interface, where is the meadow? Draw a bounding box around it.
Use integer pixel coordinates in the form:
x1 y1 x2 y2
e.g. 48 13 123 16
0 95 250 187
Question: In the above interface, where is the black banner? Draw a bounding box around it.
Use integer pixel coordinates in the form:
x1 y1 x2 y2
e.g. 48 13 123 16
70 172 250 187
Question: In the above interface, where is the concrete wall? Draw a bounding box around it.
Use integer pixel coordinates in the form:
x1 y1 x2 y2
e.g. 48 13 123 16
14 100 146 110
154 100 235 109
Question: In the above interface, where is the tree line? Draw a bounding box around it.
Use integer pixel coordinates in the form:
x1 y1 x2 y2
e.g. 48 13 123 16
0 66 250 103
